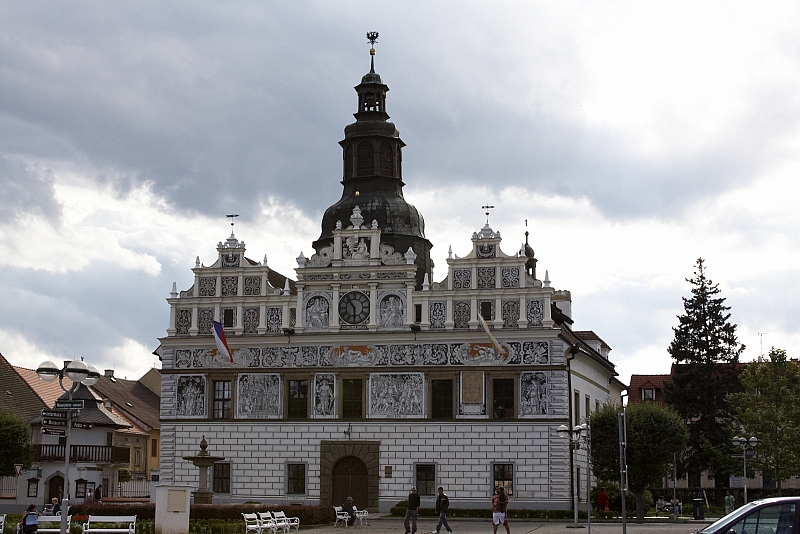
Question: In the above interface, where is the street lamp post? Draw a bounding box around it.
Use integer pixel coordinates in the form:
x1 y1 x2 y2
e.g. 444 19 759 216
557 422 592 534
37 360 99 534
732 436 758 505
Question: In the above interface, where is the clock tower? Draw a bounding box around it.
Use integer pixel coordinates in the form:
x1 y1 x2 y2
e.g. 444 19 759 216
313 38 433 289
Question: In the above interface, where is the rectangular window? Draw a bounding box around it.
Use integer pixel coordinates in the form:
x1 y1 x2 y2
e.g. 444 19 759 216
222 308 235 328
27 479 38 498
288 379 309 419
342 379 363 419
134 449 141 466
585 395 591 417
102 478 109 497
213 380 232 419
493 463 514 496
289 308 297 326
75 479 87 498
213 463 230 493
416 464 436 495
414 304 422 323
642 388 655 400
287 463 306 495
574 391 580 425
480 301 493 321
151 439 158 457
493 379 514 419
431 380 453 419
106 432 113 447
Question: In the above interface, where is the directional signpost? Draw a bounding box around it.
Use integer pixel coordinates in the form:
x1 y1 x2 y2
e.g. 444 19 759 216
71 421 93 430
55 400 84 410
42 428 66 436
42 418 67 427
42 410 67 419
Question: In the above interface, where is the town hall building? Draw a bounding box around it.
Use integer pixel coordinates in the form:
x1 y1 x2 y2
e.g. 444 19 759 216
156 43 625 512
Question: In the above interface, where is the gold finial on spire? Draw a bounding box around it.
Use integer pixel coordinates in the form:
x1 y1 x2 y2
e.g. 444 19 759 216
367 31 379 56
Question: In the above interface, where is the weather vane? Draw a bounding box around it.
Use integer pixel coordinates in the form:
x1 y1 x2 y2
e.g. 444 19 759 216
367 32 379 48
226 213 239 232
482 205 494 224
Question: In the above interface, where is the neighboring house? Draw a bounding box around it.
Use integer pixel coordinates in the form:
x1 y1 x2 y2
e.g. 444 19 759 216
0 353 162 510
156 51 625 512
90 369 161 481
628 373 670 404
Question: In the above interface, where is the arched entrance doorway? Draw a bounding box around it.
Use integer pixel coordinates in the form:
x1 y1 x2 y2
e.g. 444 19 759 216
332 456 368 510
48 476 64 502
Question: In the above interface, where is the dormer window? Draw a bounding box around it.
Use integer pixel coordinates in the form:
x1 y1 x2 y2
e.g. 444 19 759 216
642 388 655 401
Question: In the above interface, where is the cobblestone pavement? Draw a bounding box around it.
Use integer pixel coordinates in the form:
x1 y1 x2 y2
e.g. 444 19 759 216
306 517 715 534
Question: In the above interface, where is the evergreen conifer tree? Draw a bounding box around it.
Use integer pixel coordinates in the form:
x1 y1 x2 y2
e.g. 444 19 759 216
665 258 744 496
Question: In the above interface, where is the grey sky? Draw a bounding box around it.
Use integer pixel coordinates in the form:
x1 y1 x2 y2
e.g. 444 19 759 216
1 1 798 382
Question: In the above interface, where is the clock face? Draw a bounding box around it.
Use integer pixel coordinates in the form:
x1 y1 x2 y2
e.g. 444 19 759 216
339 291 370 324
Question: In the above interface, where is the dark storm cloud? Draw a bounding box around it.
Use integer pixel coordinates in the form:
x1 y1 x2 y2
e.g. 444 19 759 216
0 155 62 223
3 2 792 228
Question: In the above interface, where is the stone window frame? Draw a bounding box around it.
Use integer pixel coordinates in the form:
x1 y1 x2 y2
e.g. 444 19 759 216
415 463 437 496
492 462 515 496
286 462 308 496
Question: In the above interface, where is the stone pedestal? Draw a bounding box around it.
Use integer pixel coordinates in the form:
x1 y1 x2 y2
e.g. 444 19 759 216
182 436 225 505
155 485 192 534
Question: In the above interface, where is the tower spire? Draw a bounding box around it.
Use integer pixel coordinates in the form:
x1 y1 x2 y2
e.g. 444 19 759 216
367 31 378 73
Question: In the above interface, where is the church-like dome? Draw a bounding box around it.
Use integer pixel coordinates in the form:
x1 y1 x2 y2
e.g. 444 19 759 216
313 45 432 288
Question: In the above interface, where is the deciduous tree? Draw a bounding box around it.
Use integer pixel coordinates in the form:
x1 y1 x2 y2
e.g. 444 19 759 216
591 402 687 520
0 409 34 476
729 347 800 492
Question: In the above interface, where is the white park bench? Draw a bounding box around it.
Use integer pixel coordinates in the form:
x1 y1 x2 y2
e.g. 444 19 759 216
352 507 368 526
333 506 350 528
82 515 136 534
0 515 5 534
243 514 262 534
38 516 71 534
255 512 279 534
271 511 299 532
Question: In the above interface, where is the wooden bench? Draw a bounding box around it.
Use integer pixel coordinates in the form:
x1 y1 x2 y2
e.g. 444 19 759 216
82 515 136 534
38 516 71 534
271 511 299 532
333 507 350 528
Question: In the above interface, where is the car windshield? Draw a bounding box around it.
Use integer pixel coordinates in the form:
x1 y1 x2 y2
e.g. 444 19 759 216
701 500 796 534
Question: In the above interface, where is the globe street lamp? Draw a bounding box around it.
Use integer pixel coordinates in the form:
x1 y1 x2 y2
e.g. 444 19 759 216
557 422 592 534
37 360 99 534
731 436 758 505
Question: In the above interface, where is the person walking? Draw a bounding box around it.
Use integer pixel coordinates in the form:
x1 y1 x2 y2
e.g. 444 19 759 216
725 491 735 515
492 486 511 534
433 487 452 534
404 486 420 534
597 488 609 512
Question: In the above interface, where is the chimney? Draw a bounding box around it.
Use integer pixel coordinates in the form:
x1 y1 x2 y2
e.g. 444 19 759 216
104 369 114 378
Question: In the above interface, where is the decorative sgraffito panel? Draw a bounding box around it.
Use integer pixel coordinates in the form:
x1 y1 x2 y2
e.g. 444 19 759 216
477 267 495 289
453 301 470 329
369 373 424 418
237 373 281 419
501 267 520 288
266 307 282 333
176 310 191 334
199 277 216 296
243 276 261 296
198 309 214 334
429 302 446 329
502 300 519 328
176 375 206 418
243 308 259 333
303 292 332 329
522 341 549 364
526 299 544 326
221 276 238 296
377 291 406 328
313 373 336 418
420 344 448 365
452 269 471 289
519 371 553 416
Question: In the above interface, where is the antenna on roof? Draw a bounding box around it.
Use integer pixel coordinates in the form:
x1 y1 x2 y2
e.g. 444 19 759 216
481 205 494 224
758 332 767 362
226 214 239 233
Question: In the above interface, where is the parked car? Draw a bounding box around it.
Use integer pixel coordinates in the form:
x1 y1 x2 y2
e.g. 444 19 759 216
700 497 800 534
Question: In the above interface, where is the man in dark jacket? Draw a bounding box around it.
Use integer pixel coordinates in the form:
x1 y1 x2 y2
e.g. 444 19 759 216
434 487 452 534
404 486 420 534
